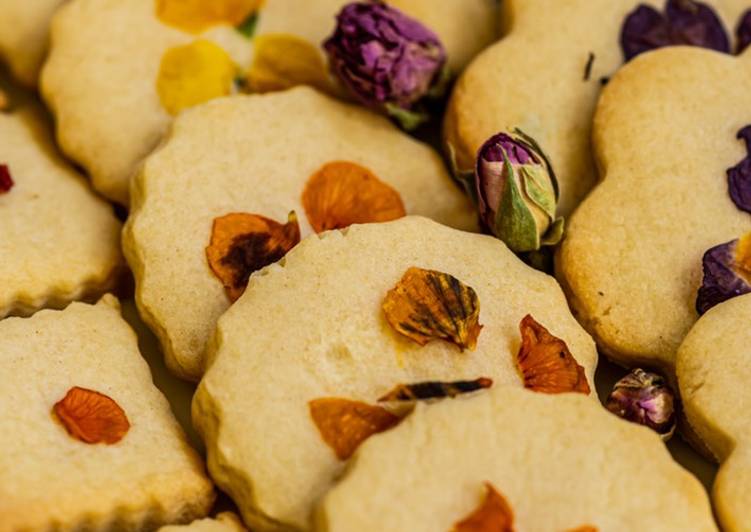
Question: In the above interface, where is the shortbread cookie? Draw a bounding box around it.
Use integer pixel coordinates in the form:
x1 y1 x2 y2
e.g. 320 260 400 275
677 293 751 531
0 104 122 318
0 0 63 86
0 296 215 530
160 512 247 532
318 387 716 532
444 0 750 217
193 216 597 531
123 87 476 381
41 0 253 205
558 47 751 370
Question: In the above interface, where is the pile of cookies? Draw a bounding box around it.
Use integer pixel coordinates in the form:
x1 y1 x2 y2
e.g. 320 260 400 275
1 0 750 530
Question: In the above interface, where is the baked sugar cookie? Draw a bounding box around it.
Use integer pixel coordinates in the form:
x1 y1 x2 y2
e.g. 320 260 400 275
160 512 247 532
124 87 476 381
677 293 751 531
0 104 122 318
318 387 716 532
0 0 63 86
41 0 253 205
444 0 750 217
0 296 214 530
557 47 751 371
193 216 597 530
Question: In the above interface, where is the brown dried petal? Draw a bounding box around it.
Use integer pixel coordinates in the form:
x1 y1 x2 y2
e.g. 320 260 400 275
302 161 406 233
378 377 492 402
382 267 482 350
53 387 130 444
453 483 515 532
309 398 401 460
516 315 590 395
206 211 300 302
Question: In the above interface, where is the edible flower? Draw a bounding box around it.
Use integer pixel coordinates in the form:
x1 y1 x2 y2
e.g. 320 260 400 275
696 233 751 315
0 164 14 194
727 125 751 214
737 9 751 53
606 368 676 440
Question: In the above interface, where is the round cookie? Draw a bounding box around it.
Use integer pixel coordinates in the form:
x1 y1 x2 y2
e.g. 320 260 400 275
123 87 476 381
41 0 253 205
677 293 751 531
557 47 751 371
317 387 717 532
0 0 63 86
444 0 750 217
192 216 597 531
0 104 122 318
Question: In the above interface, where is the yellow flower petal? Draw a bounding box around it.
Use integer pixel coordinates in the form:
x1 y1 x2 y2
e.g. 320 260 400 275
157 39 236 116
156 0 264 34
246 33 334 95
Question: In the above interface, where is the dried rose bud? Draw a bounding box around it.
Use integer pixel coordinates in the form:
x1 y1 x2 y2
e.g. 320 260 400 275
323 1 447 130
0 164 14 194
727 125 751 213
606 369 676 440
620 0 730 62
737 9 751 54
475 131 564 253
696 233 751 315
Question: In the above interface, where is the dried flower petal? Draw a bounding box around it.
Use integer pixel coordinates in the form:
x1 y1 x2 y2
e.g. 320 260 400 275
696 233 751 314
0 89 8 111
727 125 751 214
157 39 236 116
452 483 514 532
378 377 493 402
309 398 401 460
302 161 406 233
737 9 751 53
566 528 598 532
620 0 730 62
156 0 264 34
0 164 14 194
382 267 483 351
516 315 590 394
246 33 334 94
53 387 130 444
606 368 676 440
206 211 300 302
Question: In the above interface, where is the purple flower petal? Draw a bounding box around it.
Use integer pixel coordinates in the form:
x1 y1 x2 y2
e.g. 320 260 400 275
728 126 751 214
0 164 13 194
606 368 675 439
621 0 730 62
696 235 751 315
737 9 751 53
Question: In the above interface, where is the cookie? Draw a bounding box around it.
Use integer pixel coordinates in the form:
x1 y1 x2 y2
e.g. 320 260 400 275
317 387 716 531
193 216 597 530
41 0 253 205
0 104 122 318
0 0 63 86
677 293 751 531
0 296 215 530
123 87 476 381
557 47 751 371
444 0 750 217
160 512 247 532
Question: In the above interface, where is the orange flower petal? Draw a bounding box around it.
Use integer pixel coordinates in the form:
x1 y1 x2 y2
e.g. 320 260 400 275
206 211 300 302
309 398 401 460
382 267 482 350
453 483 515 532
53 387 130 445
156 0 264 34
302 161 406 233
566 527 598 532
516 315 590 395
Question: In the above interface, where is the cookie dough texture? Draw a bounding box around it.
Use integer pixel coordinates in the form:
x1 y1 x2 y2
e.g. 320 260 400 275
444 0 750 217
318 387 717 532
558 47 751 371
193 216 597 531
0 106 122 319
124 88 476 382
0 297 215 530
0 0 63 86
160 512 247 532
255 0 498 74
41 0 251 205
677 293 751 532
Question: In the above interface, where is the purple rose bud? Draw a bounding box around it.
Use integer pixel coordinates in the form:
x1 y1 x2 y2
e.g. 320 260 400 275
737 9 751 54
323 1 446 129
728 125 751 213
606 368 676 440
696 233 751 315
621 0 730 62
